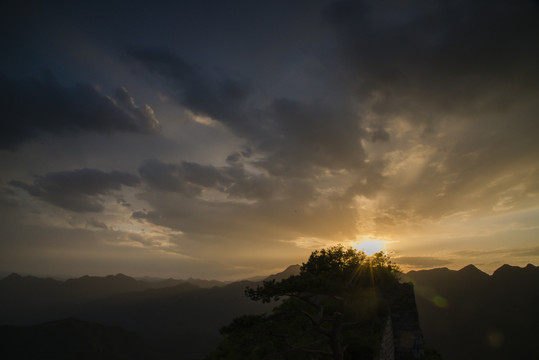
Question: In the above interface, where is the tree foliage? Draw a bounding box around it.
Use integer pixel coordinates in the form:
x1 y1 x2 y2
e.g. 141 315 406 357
206 245 401 360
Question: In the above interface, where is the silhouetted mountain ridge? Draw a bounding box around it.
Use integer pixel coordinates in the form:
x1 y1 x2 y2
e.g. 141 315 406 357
1 263 536 359
0 272 225 304
264 264 301 282
0 272 285 359
457 264 489 277
63 273 149 298
404 263 539 360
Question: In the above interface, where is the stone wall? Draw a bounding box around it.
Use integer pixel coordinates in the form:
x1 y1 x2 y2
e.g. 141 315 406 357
378 315 396 360
378 283 425 360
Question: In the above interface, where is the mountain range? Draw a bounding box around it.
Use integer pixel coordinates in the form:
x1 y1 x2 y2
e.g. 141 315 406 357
0 263 537 359
404 263 539 360
0 270 284 359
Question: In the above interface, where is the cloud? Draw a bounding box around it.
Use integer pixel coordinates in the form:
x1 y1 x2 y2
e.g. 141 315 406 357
396 256 452 268
138 159 202 196
131 190 358 248
0 0 538 279
0 71 160 150
125 1 539 227
323 0 539 132
258 98 366 176
10 168 140 213
122 2 539 248
139 158 283 200
315 0 539 221
132 159 359 246
86 218 109 230
325 0 539 118
369 128 390 143
0 182 19 212
453 246 539 258
126 48 250 132
127 48 370 179
116 197 132 208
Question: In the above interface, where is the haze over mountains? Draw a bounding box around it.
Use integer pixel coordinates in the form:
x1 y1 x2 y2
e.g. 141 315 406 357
1 263 537 359
0 270 281 359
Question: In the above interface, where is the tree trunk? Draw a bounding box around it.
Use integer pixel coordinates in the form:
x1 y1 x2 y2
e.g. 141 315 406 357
329 310 344 360
329 336 344 360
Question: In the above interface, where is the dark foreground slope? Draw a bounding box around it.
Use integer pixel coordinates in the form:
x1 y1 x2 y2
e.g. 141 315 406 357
2 264 536 359
0 273 277 359
0 318 169 360
405 264 539 360
78 280 274 359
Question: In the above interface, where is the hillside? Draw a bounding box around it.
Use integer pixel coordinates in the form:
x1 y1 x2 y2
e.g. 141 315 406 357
0 318 168 360
1 264 537 359
404 263 539 360
0 273 276 359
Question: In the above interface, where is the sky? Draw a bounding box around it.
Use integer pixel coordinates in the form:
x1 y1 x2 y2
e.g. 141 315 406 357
1 0 538 280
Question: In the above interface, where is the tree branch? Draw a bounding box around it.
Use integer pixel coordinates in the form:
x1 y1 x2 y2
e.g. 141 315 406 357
300 310 333 336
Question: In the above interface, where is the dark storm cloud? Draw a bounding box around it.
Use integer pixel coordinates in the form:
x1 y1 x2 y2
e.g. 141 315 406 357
116 197 131 208
126 48 251 131
316 0 539 218
0 182 19 211
1 0 538 280
126 1 539 219
324 0 539 123
138 159 200 195
128 48 367 179
259 98 364 176
138 159 275 200
0 71 160 150
370 128 390 143
86 218 109 230
10 169 140 213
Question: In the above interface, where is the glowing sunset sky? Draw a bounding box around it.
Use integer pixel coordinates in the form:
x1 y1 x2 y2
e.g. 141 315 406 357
1 0 538 280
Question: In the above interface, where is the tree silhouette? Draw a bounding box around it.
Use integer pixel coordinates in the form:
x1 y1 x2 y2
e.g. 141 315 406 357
207 245 401 360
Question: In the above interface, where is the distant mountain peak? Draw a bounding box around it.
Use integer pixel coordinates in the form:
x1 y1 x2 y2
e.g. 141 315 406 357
493 263 539 279
458 264 483 273
264 264 301 282
498 264 514 270
4 273 22 280
458 264 489 279
1 273 56 283
405 267 451 276
493 264 518 276
112 273 132 279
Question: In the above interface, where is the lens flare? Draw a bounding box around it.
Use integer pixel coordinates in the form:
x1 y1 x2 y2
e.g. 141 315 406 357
487 331 503 348
433 295 448 308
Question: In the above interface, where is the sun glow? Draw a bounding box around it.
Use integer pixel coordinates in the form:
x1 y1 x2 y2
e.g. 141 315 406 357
352 238 386 256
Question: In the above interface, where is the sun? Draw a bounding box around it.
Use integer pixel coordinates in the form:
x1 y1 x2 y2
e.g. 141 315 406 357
352 238 386 256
